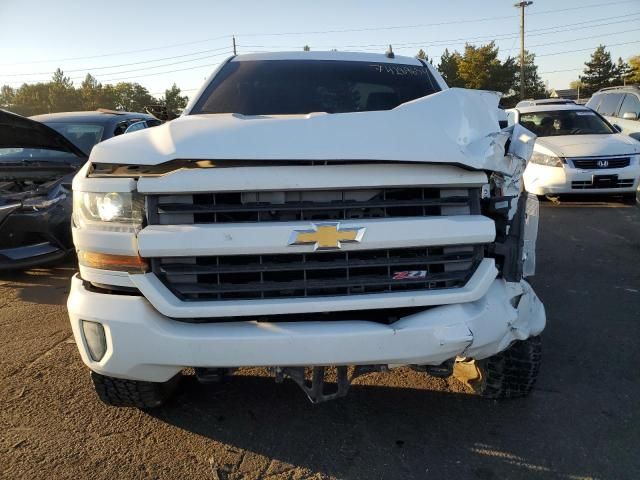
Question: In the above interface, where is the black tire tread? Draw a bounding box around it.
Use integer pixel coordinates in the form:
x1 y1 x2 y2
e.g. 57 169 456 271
478 336 542 399
91 372 179 408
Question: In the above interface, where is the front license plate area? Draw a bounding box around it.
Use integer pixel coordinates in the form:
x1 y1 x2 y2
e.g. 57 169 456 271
592 174 617 188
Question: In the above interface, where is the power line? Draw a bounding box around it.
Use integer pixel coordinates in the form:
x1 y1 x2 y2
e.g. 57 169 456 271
0 35 233 67
237 13 640 50
2 10 637 84
536 39 640 57
1 45 233 77
1 0 635 67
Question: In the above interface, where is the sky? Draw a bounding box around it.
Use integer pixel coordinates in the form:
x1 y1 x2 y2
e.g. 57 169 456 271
0 0 638 99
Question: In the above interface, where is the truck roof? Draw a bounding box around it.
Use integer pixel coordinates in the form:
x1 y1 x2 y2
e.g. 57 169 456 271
231 50 424 65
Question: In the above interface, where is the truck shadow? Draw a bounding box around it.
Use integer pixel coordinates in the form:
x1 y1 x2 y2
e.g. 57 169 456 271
148 372 591 480
0 259 76 305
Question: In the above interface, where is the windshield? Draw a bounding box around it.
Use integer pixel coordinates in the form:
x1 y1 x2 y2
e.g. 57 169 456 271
45 123 104 153
0 148 82 163
519 109 614 137
191 60 440 115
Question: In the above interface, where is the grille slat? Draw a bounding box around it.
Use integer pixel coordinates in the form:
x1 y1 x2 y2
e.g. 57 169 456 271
153 246 483 301
170 270 471 295
149 187 480 225
157 196 471 215
158 251 476 275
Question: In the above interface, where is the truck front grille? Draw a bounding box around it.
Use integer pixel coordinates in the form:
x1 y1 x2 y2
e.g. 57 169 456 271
152 245 483 301
147 187 480 225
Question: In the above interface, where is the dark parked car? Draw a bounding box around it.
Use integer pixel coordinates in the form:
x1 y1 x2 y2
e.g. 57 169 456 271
31 109 161 154
0 109 161 269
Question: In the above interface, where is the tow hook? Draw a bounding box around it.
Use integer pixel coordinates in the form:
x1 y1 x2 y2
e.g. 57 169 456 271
273 365 388 403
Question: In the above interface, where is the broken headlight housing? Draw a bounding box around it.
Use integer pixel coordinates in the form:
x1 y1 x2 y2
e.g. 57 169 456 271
21 183 68 211
73 191 144 232
529 151 562 167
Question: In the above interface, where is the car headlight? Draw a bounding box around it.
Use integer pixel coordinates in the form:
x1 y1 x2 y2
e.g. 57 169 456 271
529 151 563 167
73 191 144 232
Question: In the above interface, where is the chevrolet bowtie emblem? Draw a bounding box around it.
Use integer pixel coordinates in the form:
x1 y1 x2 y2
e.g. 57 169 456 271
289 223 366 250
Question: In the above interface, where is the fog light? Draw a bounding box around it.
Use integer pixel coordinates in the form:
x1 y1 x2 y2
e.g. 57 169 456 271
82 320 107 361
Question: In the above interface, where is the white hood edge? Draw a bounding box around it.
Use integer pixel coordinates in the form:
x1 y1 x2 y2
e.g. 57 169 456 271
89 88 535 176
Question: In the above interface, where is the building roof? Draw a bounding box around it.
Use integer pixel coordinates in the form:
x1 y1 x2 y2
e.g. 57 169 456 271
550 88 579 99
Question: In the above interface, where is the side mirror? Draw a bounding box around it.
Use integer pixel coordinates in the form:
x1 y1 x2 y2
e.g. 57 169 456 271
612 124 622 132
622 112 638 121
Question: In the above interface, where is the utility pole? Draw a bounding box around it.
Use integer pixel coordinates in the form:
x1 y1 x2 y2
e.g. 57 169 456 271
232 36 237 55
514 1 533 100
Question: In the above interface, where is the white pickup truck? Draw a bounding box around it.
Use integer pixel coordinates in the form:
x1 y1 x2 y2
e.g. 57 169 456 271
67 51 545 406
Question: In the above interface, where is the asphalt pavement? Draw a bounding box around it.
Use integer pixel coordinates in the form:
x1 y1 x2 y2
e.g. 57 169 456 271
1 197 639 480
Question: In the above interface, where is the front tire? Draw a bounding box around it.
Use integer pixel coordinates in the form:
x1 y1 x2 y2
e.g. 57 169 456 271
91 372 181 408
454 336 542 399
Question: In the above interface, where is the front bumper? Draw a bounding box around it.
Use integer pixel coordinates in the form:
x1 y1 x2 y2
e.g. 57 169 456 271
0 200 73 270
523 162 640 195
67 274 546 382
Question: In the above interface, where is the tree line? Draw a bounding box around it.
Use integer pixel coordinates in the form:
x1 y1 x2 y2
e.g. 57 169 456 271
571 46 639 96
0 69 188 117
1 44 638 116
416 43 639 106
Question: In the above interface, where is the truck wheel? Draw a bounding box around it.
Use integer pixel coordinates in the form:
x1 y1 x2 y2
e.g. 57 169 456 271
454 336 541 399
91 371 180 408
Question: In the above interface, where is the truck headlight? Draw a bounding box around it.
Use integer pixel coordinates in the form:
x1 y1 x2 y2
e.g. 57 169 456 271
529 151 563 167
73 191 144 232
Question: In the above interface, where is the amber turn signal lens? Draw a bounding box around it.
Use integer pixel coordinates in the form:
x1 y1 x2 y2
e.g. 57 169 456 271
78 251 149 273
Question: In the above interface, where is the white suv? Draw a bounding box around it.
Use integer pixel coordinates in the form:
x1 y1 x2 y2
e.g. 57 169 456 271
67 51 545 406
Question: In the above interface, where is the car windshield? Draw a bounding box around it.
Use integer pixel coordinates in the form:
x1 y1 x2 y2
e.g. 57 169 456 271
0 148 82 163
45 123 104 153
191 59 440 115
519 109 614 137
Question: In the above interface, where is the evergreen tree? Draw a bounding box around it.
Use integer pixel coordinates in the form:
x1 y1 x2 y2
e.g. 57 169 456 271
456 42 517 93
580 45 616 95
80 73 102 110
628 55 640 84
0 85 16 110
415 49 433 65
512 50 547 100
49 68 81 112
437 49 461 87
161 83 188 116
303 45 310 51
614 57 633 85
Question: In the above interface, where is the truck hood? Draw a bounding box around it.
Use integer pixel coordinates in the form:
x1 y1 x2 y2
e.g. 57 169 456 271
536 133 640 158
89 88 535 175
0 109 87 158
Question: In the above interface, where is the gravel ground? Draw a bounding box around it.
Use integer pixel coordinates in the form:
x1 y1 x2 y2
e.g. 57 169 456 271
1 198 639 480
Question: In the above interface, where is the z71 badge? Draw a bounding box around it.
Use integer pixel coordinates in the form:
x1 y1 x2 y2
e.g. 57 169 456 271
392 271 427 280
